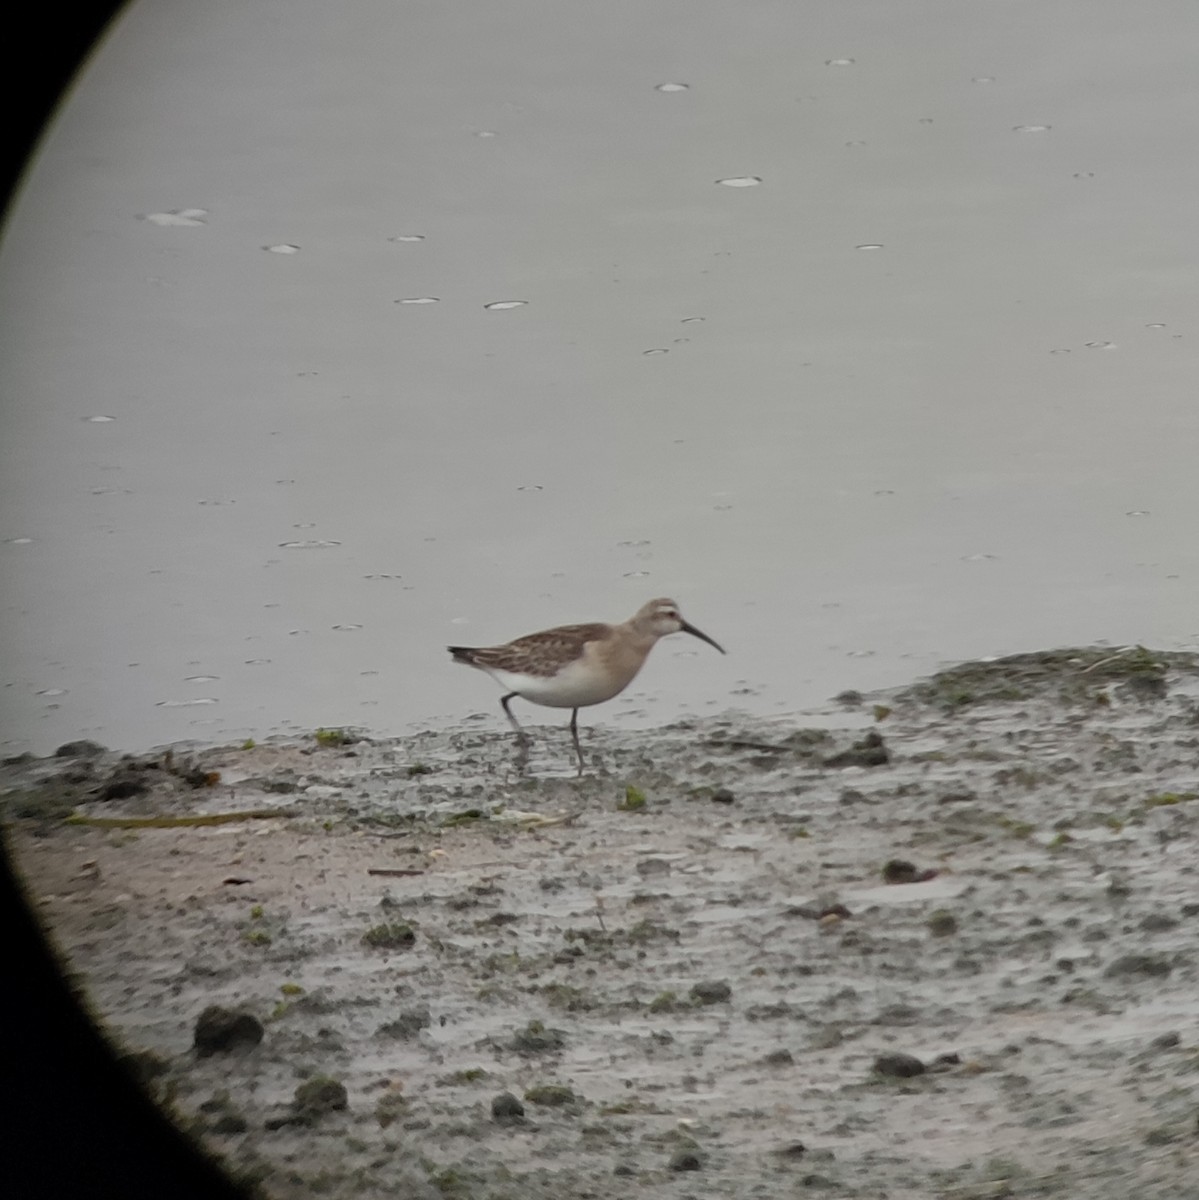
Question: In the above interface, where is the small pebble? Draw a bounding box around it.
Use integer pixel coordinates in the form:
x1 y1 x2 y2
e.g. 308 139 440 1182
882 859 936 885
54 740 107 758
491 1092 525 1123
801 1174 837 1189
193 1006 264 1056
293 1076 347 1117
824 730 889 768
668 1150 702 1172
872 1052 925 1078
937 789 976 804
636 858 671 877
926 910 958 936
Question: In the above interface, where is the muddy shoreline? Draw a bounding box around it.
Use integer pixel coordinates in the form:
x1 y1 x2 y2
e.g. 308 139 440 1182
6 647 1199 1199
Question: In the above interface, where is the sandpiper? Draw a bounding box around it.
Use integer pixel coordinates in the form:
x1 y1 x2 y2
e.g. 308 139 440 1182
448 598 725 774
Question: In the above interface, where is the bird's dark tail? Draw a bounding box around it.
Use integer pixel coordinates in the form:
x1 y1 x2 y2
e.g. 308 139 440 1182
447 646 479 664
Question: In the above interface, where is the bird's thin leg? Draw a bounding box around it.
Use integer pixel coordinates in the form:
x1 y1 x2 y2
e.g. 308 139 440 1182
501 693 531 772
569 708 583 776
500 694 530 743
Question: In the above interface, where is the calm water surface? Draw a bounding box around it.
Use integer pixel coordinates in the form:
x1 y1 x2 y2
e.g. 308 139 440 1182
2 0 1197 753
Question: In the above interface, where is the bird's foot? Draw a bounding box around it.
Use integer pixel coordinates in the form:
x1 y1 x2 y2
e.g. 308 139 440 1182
511 731 532 773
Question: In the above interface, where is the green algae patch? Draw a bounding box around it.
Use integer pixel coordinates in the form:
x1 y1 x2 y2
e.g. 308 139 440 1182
65 808 297 829
1143 792 1199 809
361 921 416 950
617 785 647 812
896 646 1196 712
524 1083 579 1107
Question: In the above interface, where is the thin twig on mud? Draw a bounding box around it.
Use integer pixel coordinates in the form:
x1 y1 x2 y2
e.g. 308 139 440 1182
1078 647 1138 674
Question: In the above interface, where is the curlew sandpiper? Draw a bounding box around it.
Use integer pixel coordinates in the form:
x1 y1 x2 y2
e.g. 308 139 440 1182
448 598 724 773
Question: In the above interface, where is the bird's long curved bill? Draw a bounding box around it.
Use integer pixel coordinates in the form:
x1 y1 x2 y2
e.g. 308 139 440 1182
681 620 725 654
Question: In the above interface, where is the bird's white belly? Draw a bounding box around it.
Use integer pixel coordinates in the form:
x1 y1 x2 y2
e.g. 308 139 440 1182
488 658 632 708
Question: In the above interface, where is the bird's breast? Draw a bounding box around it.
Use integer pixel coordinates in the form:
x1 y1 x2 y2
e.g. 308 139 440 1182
495 640 650 708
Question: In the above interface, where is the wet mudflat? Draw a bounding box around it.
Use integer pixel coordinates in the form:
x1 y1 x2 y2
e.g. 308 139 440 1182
7 648 1199 1199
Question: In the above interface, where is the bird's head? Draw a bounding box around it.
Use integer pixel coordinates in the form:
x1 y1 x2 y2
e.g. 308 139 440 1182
633 598 725 653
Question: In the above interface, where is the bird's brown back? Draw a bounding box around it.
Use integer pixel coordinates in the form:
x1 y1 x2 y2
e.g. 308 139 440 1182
452 622 614 678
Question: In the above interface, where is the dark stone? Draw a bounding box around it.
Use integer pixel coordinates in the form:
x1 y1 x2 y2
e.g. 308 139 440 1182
689 980 732 1005
763 1049 795 1066
54 740 107 758
711 788 736 804
774 1141 807 1159
509 1021 566 1054
1150 1031 1181 1050
479 911 520 927
193 1006 264 1056
1118 672 1167 700
96 774 150 801
293 1076 348 1118
834 690 863 706
668 1150 702 1172
926 910 958 937
937 790 976 804
377 1007 430 1039
635 858 671 877
491 1091 526 1123
872 1052 926 1079
613 1163 636 1176
1139 913 1180 933
824 731 889 768
1103 954 1172 979
787 901 852 921
882 859 938 885
211 1113 248 1135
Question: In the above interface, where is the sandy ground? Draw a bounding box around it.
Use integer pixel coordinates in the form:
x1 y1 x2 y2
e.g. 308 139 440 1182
6 647 1199 1199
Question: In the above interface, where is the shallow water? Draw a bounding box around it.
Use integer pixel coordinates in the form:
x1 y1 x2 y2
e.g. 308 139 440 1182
3 0 1198 754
